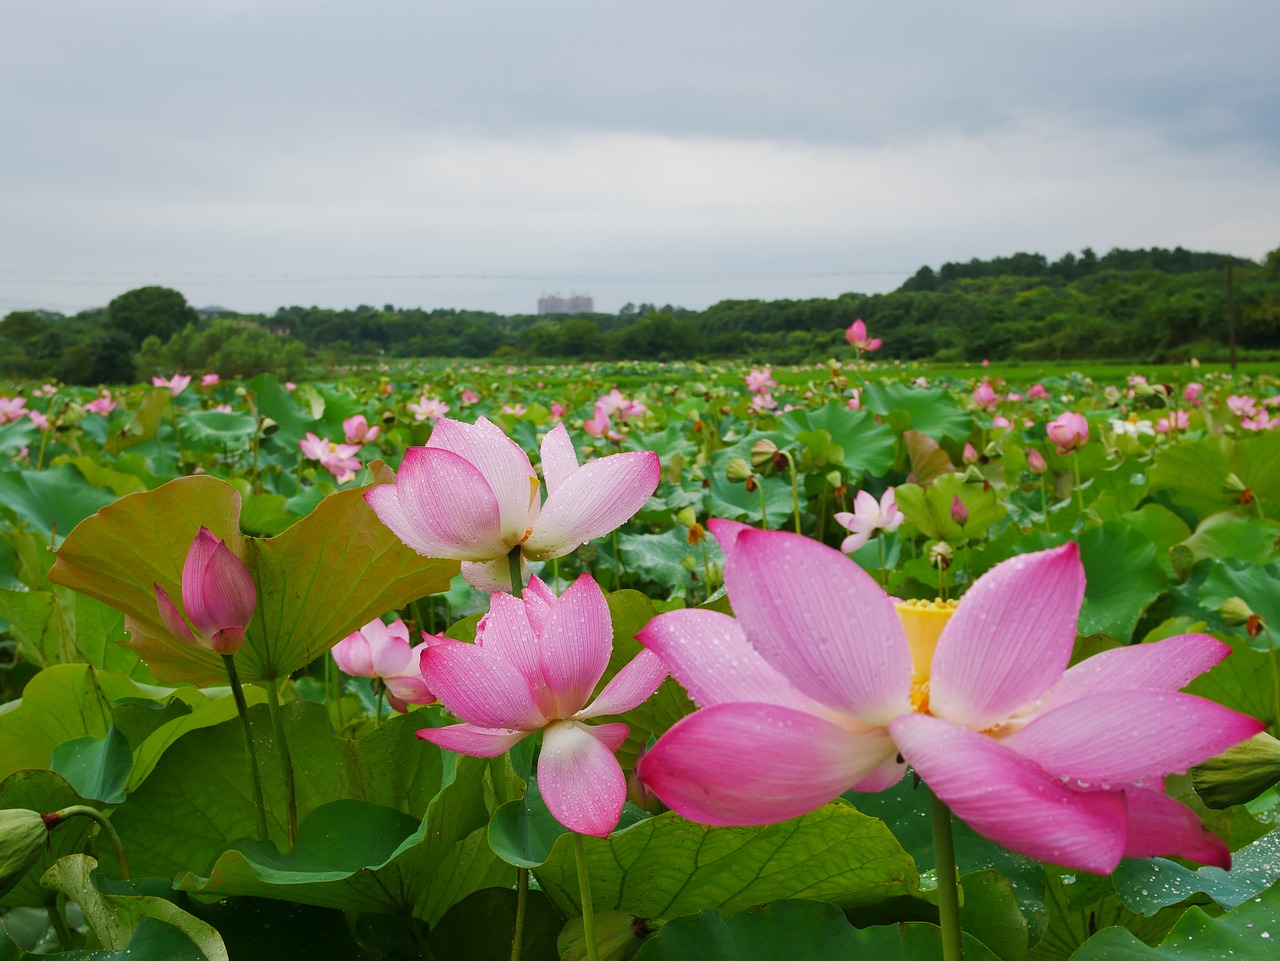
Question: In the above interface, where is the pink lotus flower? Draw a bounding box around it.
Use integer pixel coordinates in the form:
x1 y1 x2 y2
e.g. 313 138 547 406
845 319 882 352
152 374 192 397
34 383 57 398
1154 410 1190 434
407 395 450 422
1242 411 1280 432
211 404 234 414
1227 394 1258 418
744 368 777 394
637 524 1261 873
460 389 481 406
846 389 861 411
154 527 257 655
418 574 668 836
749 392 778 414
331 617 436 705
833 487 904 553
285 382 297 392
502 403 527 417
25 410 51 430
549 402 566 419
595 389 629 418
0 396 28 424
1046 411 1089 454
1026 448 1048 475
300 432 363 483
201 373 221 387
367 417 660 591
1026 384 1048 400
992 415 1013 429
1006 392 1023 403
972 382 1000 411
84 396 117 416
1183 382 1203 405
583 405 611 439
343 414 381 446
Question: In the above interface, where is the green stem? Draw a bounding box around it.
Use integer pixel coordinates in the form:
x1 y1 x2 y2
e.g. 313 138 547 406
878 536 888 590
222 654 270 841
1040 479 1050 533
612 530 622 591
510 866 528 961
264 679 298 846
573 833 600 961
929 791 964 961
1072 451 1084 514
375 684 385 729
786 453 801 533
507 544 524 599
36 429 51 470
172 407 186 473
46 900 72 951
49 805 130 880
757 475 769 530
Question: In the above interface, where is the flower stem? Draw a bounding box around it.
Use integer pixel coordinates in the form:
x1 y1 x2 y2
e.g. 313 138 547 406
757 475 769 530
878 536 888 590
1040 479 1050 533
222 654 270 842
264 679 298 847
928 791 963 961
46 901 72 951
510 865 528 961
48 805 130 880
507 545 524 599
1072 451 1084 514
783 452 801 533
573 832 600 961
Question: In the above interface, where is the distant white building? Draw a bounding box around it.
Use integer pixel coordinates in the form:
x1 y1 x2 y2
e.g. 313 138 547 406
538 293 594 315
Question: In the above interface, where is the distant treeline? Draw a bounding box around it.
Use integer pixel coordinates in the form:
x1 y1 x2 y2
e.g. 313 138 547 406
3 246 1278 383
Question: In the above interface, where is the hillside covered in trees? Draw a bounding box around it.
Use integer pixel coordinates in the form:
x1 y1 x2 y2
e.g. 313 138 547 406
3 245 1277 383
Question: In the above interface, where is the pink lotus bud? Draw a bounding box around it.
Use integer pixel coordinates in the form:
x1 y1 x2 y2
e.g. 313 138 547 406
1046 412 1089 454
962 443 978 464
1027 384 1048 400
155 527 256 655
1027 447 1048 475
950 495 969 526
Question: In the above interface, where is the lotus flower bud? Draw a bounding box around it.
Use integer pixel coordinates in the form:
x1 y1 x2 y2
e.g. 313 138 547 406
950 496 969 527
155 527 257 655
1026 448 1048 475
1219 596 1254 627
725 458 753 483
962 443 978 464
1191 732 1280 808
750 438 779 472
0 809 50 899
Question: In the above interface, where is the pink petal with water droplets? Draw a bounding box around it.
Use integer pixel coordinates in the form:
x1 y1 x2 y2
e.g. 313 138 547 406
1034 634 1230 715
418 723 529 757
154 584 197 645
523 451 660 559
1122 785 1230 868
929 543 1084 731
577 648 668 719
181 528 255 642
475 593 553 715
539 423 579 495
890 712 1129 874
376 446 508 560
706 518 752 555
1000 690 1264 783
537 574 612 717
420 639 546 730
637 608 830 714
638 702 897 826
428 417 538 545
720 528 912 724
538 721 627 837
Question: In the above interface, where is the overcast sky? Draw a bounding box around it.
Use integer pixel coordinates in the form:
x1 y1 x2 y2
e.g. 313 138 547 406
3 0 1277 317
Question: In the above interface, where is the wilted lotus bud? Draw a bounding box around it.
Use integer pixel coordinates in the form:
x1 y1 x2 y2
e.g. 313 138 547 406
928 541 954 570
1191 732 1280 808
1026 448 1048 475
750 438 779 473
950 496 969 527
1219 596 1254 627
0 809 51 899
725 458 753 483
687 523 707 546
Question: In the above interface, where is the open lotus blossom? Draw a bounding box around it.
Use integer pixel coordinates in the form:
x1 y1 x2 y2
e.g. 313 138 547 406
343 414 381 445
418 574 668 836
845 319 882 353
1154 410 1190 434
637 523 1261 874
744 368 777 394
367 417 660 591
154 527 257 655
331 617 437 706
25 410 51 431
1227 394 1258 418
972 382 1001 411
299 431 363 483
84 395 117 416
1046 411 1089 454
833 487 904 553
749 392 779 414
1024 384 1047 401
459 389 480 405
1183 382 1204 405
1242 411 1280 432
0 397 29 424
152 374 192 396
201 373 220 387
407 395 450 421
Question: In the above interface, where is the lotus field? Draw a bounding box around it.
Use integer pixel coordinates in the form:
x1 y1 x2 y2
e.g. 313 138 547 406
1 345 1280 960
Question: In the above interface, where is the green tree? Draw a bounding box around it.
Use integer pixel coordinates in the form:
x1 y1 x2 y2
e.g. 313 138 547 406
105 286 199 348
